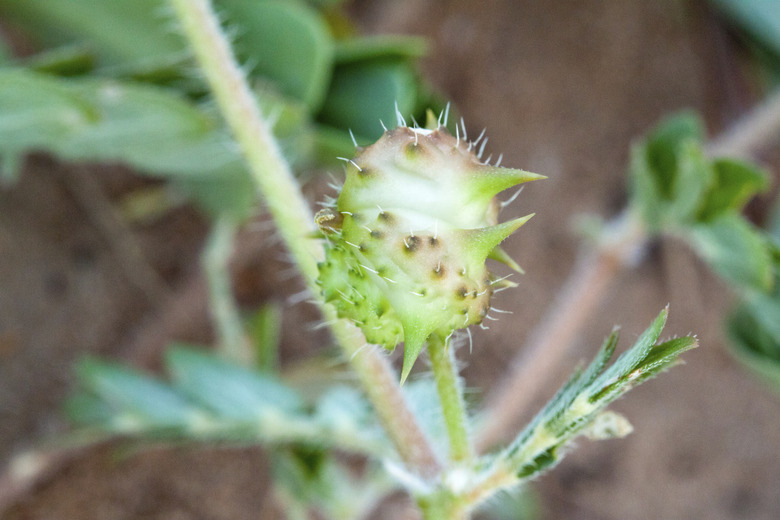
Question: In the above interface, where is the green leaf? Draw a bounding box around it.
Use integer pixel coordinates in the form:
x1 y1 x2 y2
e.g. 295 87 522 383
696 158 770 221
0 34 11 65
628 112 708 230
165 345 305 420
75 358 194 429
475 487 539 520
670 141 713 223
334 35 428 64
312 124 365 165
313 386 380 435
0 0 185 70
768 199 780 244
728 301 780 390
0 69 219 168
592 308 668 397
172 165 256 221
643 112 705 199
218 0 335 110
709 0 780 58
403 379 448 457
688 214 773 291
494 309 696 486
68 347 387 455
0 69 317 219
0 69 96 151
317 60 418 141
64 391 119 428
21 45 96 76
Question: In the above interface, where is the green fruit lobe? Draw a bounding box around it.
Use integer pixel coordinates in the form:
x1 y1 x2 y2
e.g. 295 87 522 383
316 124 543 381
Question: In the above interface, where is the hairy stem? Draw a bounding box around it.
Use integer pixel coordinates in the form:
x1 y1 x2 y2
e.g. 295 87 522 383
428 335 473 463
477 88 780 451
168 0 441 478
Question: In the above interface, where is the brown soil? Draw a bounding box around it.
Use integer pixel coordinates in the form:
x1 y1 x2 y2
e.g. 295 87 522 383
2 1 779 519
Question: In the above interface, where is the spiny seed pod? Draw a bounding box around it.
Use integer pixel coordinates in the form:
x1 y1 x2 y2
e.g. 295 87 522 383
316 115 544 382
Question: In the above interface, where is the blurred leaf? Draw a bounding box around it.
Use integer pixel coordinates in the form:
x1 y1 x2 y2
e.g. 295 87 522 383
318 60 418 140
697 158 770 221
75 358 194 430
709 0 780 57
668 140 713 223
0 69 94 150
0 68 316 219
744 286 780 347
724 193 780 391
22 45 96 76
334 35 428 63
769 199 780 244
728 299 780 389
313 386 380 436
0 69 215 166
476 488 539 520
312 124 363 165
642 112 705 199
403 378 448 459
0 0 185 70
219 0 334 110
688 214 774 291
117 185 187 225
271 449 393 520
0 35 10 65
64 391 119 428
628 112 708 230
166 345 305 420
172 167 256 220
68 345 388 456
629 113 774 295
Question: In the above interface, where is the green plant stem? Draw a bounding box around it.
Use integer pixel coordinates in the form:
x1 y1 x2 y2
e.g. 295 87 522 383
428 335 473 463
202 216 252 364
168 0 441 479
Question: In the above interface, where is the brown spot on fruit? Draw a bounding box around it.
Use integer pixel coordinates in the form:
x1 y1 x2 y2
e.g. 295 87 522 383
404 235 421 252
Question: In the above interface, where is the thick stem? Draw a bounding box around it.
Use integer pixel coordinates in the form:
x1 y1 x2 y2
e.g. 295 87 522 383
168 0 441 478
428 336 473 463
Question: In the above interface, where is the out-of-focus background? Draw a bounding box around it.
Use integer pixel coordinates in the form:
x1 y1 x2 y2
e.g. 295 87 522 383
1 1 779 519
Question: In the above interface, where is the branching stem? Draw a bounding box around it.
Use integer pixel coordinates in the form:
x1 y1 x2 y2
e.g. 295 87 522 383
168 0 441 478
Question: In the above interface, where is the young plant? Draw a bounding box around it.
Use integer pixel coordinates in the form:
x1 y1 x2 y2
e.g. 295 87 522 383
59 1 699 518
19 1 780 519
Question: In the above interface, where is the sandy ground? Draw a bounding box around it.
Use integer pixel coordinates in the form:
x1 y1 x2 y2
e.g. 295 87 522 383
1 1 779 519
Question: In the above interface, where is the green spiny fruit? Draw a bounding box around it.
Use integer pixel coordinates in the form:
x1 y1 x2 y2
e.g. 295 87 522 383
316 114 544 382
